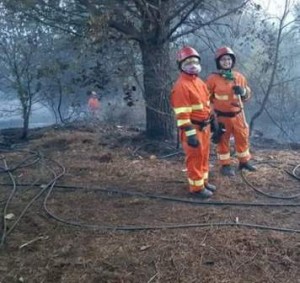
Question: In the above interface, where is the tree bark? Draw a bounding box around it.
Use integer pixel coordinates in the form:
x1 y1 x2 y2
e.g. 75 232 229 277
21 104 30 139
57 79 65 124
140 41 174 140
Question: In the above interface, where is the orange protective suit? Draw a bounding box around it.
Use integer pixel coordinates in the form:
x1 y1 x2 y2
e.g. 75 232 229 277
88 97 100 117
171 73 211 193
88 97 100 110
206 71 251 165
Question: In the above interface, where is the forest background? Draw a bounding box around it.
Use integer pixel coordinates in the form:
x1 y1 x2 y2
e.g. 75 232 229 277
0 0 299 143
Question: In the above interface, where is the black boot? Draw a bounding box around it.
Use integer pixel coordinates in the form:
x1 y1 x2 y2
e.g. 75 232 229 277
239 161 257 172
220 165 235 176
205 183 217 192
190 188 213 199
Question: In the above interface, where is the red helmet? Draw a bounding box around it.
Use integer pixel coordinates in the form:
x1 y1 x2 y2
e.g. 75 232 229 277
215 46 235 59
176 46 201 64
215 46 236 69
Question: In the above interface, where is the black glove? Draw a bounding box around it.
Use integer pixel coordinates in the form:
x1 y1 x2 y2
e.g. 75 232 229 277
184 126 200 148
211 122 226 144
187 134 200 148
210 115 218 133
232 86 246 97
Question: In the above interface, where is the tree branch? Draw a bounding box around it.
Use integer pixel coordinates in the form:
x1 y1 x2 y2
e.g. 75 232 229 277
169 0 249 42
108 19 142 42
166 0 203 24
249 0 289 134
166 0 204 41
132 0 156 22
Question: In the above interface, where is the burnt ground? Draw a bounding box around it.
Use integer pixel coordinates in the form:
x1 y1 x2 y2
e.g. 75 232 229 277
0 122 299 283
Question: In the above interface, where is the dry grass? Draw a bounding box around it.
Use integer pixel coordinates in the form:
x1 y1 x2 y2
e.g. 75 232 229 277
0 122 299 283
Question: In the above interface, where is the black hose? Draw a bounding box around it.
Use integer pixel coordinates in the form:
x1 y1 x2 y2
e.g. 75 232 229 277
0 151 41 173
42 183 300 233
0 182 298 207
37 214 300 233
285 164 300 181
41 162 300 233
1 150 299 238
0 158 17 246
0 155 66 245
241 162 300 199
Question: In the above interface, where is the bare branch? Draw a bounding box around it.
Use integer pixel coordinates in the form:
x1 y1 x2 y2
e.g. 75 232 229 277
133 0 156 22
272 76 300 87
249 0 289 133
169 0 249 42
166 0 204 41
282 18 300 30
108 19 142 42
166 0 203 24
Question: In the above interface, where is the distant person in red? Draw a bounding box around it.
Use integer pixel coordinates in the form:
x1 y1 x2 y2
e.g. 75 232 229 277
88 91 100 118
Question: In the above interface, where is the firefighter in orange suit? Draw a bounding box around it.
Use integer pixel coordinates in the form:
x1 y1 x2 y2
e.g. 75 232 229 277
206 47 256 176
88 91 100 118
170 46 216 198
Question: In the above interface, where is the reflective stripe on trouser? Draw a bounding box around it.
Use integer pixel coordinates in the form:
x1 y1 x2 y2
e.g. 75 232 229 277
217 113 251 165
181 127 211 192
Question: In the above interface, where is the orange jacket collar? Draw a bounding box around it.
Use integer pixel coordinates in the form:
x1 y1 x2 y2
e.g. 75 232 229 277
180 72 198 80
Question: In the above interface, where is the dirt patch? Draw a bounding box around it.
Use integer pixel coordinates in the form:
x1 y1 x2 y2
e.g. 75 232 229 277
0 122 299 282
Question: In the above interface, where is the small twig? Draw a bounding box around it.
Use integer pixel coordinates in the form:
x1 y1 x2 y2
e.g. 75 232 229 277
159 151 182 159
147 273 158 283
235 251 259 271
19 236 49 249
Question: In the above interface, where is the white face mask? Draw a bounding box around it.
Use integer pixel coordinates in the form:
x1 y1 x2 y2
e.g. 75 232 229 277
181 57 201 75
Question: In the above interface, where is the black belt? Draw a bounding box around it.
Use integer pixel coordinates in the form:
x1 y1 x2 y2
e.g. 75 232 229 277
214 110 241 118
191 118 211 130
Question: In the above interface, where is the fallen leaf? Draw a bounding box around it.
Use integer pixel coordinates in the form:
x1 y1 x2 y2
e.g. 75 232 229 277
4 213 15 220
140 245 151 251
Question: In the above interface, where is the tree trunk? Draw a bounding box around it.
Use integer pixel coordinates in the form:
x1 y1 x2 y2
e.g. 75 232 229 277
140 42 174 140
57 79 65 124
22 107 30 139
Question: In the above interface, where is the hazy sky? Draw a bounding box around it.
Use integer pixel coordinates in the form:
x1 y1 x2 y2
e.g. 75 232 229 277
255 0 298 17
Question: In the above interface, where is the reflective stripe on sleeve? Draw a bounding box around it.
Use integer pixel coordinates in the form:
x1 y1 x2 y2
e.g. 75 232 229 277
185 129 197 136
177 119 191 127
173 106 192 114
215 93 229 101
203 172 208 179
191 103 203 110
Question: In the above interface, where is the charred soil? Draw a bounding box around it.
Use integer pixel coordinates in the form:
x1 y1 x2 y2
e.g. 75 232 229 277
0 122 299 283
